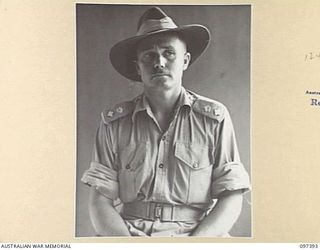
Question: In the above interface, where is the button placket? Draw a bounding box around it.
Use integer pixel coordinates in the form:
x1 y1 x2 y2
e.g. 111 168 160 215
152 134 167 200
150 116 175 201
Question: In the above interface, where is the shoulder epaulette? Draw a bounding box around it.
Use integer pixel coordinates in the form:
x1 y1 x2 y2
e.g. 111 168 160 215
192 94 225 122
101 100 134 124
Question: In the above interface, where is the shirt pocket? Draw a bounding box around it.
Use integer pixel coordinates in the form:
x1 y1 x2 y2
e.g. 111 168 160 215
118 142 149 202
174 141 214 204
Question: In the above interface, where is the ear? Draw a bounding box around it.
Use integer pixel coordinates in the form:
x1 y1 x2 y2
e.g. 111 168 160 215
183 52 191 71
134 61 141 76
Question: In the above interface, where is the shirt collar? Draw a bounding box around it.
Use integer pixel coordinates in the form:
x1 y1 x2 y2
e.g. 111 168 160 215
131 87 195 122
177 87 195 109
131 94 149 122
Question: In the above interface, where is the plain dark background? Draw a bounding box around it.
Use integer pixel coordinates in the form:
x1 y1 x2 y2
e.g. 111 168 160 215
76 4 251 237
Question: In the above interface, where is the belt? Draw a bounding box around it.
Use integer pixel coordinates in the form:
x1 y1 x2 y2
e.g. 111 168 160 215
122 201 206 222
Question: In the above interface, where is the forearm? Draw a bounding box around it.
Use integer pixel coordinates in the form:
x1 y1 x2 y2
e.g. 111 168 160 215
192 190 243 236
89 187 131 236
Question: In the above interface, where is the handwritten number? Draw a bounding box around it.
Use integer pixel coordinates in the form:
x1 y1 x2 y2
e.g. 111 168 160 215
305 51 320 62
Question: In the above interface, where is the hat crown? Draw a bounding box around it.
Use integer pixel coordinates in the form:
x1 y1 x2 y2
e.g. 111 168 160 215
136 7 178 36
137 7 169 30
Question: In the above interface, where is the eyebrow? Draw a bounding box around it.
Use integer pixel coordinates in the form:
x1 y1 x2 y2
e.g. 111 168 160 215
137 45 176 52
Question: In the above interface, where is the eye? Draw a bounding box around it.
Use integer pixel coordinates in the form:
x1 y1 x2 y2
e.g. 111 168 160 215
140 52 154 63
164 50 176 58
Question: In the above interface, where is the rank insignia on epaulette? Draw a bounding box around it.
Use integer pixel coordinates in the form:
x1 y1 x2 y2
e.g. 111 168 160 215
116 107 123 113
102 100 135 124
213 108 221 116
107 111 114 117
203 105 212 113
192 95 225 123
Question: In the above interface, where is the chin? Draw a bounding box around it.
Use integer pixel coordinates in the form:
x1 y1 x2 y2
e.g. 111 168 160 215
149 77 169 86
143 77 176 91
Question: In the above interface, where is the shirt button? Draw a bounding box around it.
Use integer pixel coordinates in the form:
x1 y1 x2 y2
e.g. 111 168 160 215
125 164 131 169
161 136 166 141
159 163 164 169
193 162 199 168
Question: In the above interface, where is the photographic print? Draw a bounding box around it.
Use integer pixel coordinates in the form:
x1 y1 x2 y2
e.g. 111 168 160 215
76 4 251 237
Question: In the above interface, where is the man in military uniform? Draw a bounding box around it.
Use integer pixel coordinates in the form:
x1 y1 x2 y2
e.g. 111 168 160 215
81 7 250 236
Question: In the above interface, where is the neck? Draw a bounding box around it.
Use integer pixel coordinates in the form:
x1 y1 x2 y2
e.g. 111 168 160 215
144 85 182 115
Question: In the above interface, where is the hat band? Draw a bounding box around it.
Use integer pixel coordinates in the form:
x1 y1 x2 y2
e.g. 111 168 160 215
137 17 178 35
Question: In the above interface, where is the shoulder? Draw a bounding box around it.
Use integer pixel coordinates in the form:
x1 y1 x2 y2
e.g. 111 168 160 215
101 97 138 124
190 91 226 123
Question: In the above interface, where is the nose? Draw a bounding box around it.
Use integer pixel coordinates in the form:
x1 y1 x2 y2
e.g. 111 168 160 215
153 54 166 69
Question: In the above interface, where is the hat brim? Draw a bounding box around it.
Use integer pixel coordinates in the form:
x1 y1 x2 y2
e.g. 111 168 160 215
109 25 211 82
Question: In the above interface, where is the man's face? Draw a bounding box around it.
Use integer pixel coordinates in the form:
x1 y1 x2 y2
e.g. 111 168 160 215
135 33 191 93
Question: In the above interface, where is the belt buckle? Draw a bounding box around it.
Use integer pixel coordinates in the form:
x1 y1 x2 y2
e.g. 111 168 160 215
154 203 163 220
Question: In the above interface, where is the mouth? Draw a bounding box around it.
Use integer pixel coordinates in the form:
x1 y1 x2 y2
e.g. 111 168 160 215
151 73 170 79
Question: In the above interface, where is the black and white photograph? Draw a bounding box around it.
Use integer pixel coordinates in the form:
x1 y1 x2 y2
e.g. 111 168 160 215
4 0 320 245
76 4 251 237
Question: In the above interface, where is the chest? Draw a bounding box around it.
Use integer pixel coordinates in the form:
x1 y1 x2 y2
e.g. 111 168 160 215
114 111 218 204
115 110 217 151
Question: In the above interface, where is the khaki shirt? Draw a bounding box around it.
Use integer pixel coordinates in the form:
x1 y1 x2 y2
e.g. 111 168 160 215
81 87 250 209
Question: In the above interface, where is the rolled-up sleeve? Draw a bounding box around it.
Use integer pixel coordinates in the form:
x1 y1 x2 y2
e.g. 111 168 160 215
211 107 251 198
81 119 119 200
